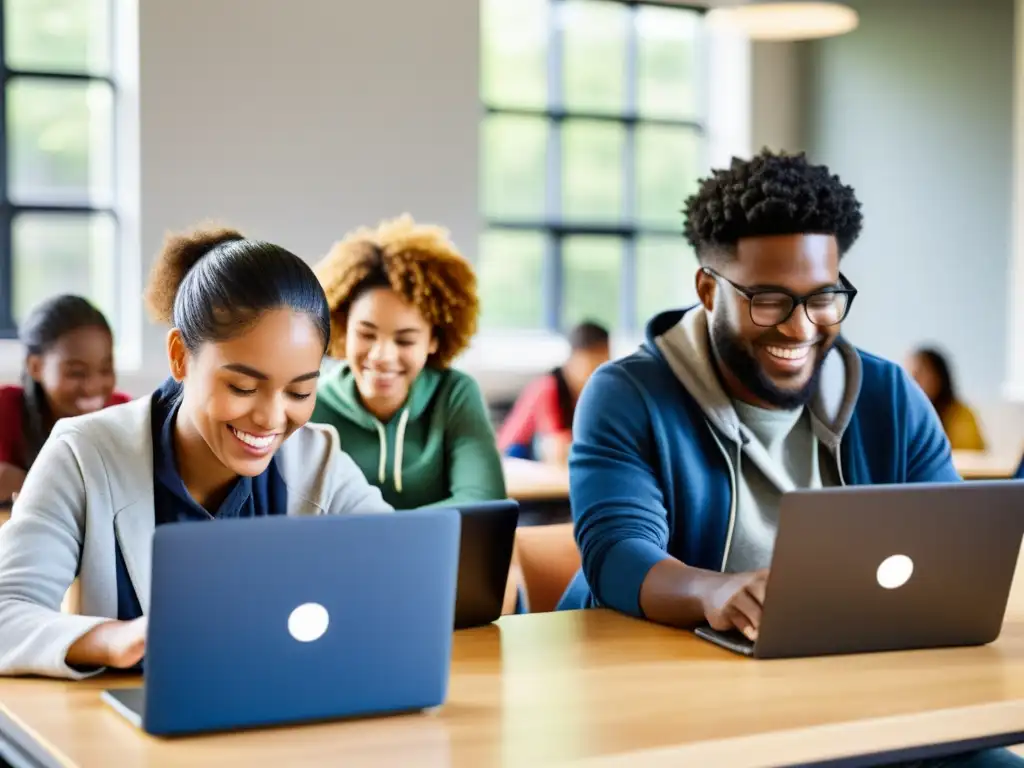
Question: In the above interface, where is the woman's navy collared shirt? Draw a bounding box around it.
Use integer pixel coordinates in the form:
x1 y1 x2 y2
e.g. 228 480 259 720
114 378 287 621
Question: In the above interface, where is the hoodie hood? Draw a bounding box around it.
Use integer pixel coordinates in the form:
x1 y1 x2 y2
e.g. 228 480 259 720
648 306 862 451
315 362 446 494
316 362 445 426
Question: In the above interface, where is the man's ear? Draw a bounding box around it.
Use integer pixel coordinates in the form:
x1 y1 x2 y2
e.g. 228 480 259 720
166 328 189 382
696 267 717 312
429 333 439 356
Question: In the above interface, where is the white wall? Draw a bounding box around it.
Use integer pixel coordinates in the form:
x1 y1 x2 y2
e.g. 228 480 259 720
751 41 802 153
801 0 1015 406
129 0 481 394
1010 0 1024 401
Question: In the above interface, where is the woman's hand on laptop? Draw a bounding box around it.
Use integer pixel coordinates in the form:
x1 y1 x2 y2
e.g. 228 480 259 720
66 617 147 669
700 570 769 643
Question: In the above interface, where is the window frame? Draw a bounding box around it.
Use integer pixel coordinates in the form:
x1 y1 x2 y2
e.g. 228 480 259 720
0 2 120 339
481 0 707 335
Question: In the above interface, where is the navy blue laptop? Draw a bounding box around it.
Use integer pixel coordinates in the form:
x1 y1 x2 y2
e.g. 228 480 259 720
102 509 460 736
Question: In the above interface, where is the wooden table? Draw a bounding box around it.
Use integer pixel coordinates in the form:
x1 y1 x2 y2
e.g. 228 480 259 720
502 457 569 502
3 590 1024 767
953 449 1022 480
500 447 1024 499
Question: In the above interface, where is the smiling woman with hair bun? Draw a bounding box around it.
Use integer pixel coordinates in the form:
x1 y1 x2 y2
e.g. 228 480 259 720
0 223 392 680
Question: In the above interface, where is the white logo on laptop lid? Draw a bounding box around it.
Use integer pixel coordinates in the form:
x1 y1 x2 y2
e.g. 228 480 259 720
288 603 330 642
876 555 914 590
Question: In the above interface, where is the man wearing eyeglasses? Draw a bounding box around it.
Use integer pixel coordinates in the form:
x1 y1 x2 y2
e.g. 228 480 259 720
558 150 1024 767
560 149 961 634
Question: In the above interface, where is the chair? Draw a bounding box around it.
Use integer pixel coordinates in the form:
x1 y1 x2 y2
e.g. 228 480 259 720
514 523 581 613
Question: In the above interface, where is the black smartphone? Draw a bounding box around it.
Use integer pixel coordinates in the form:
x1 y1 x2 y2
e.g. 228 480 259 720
694 625 756 657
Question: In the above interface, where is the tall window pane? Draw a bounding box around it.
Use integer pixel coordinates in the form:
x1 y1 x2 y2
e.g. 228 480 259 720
563 235 623 330
636 236 698 328
562 120 624 222
8 77 114 205
561 0 627 114
4 0 111 75
482 114 548 221
12 211 117 327
478 229 547 330
636 5 701 120
636 126 700 229
481 0 547 109
480 1 705 334
0 0 118 335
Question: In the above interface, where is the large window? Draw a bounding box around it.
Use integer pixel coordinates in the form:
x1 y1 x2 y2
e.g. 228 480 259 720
479 0 705 334
0 0 118 338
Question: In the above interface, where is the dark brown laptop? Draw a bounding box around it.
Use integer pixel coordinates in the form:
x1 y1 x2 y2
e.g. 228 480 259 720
696 481 1024 659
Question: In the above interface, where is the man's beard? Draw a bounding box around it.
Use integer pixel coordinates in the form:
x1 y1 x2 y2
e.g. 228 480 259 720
710 314 829 410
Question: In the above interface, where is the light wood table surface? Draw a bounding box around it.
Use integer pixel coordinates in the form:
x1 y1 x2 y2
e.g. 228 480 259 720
503 448 1024 498
3 553 1024 768
953 449 1022 480
1 469 569 521
502 457 569 502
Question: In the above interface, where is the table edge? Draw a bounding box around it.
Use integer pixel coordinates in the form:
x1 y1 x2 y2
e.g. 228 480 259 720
570 700 1024 768
3 695 1022 768
0 702 70 768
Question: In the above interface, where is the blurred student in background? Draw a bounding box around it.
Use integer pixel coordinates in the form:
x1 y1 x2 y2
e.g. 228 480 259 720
0 295 131 503
311 214 506 509
906 346 986 451
497 321 610 464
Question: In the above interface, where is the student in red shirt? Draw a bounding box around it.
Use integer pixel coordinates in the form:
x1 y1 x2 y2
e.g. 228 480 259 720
497 321 610 464
0 295 131 503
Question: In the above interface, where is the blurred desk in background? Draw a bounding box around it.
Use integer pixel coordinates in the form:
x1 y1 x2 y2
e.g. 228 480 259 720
501 458 570 526
501 458 569 502
953 449 1022 480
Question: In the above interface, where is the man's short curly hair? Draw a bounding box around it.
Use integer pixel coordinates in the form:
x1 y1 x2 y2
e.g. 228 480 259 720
314 214 479 368
683 149 863 263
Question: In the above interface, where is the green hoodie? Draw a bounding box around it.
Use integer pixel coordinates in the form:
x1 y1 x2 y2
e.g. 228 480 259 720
311 364 507 510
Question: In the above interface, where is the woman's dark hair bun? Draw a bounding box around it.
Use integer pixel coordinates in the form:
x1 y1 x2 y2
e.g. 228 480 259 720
144 225 244 324
142 222 331 353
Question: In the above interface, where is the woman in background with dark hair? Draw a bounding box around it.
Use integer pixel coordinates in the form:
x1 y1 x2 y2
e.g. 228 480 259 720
0 295 131 503
906 346 986 451
0 225 391 680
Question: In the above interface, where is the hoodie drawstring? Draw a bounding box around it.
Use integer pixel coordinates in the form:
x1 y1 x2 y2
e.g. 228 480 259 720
374 421 387 484
373 410 411 493
393 409 410 493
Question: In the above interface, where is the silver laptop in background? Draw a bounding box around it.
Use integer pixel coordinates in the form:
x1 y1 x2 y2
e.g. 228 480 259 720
696 480 1024 659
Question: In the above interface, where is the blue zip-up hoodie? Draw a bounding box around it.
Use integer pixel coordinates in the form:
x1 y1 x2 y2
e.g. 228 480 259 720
557 306 960 615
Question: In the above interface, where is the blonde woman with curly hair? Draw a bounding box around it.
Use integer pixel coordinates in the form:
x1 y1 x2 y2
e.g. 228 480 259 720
312 215 506 510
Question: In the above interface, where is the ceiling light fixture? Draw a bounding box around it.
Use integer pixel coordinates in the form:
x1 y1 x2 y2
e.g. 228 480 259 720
707 2 859 42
